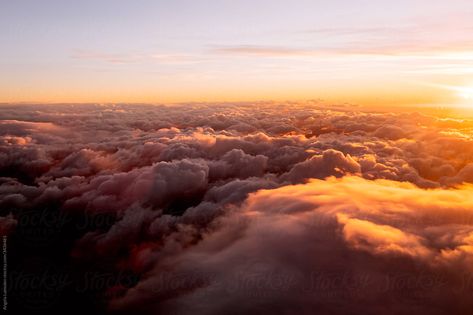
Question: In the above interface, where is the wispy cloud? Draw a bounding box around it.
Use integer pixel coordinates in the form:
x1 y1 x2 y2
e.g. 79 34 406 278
300 25 415 37
71 50 143 64
211 45 319 57
71 50 206 65
211 42 473 59
212 21 473 59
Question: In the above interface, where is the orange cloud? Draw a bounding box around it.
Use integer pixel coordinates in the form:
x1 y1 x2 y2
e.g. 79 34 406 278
242 176 473 268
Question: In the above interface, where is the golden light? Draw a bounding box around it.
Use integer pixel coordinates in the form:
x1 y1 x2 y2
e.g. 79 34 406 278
458 86 473 100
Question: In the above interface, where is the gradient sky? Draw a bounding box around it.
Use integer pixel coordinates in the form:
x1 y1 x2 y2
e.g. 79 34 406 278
2 0 473 106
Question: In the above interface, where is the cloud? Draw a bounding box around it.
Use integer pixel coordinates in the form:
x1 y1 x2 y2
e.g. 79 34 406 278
442 163 473 186
281 149 361 183
109 177 473 314
72 50 205 65
0 213 16 235
1 102 473 313
212 45 320 57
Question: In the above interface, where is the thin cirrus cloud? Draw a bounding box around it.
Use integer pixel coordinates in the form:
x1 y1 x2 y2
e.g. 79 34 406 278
71 50 206 65
211 45 319 57
211 22 473 59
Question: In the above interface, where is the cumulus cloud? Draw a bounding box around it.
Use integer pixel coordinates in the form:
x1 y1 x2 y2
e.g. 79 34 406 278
109 177 473 315
1 102 473 314
281 149 360 183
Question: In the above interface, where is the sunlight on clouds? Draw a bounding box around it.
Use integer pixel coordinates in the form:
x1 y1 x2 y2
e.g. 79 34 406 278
3 103 473 313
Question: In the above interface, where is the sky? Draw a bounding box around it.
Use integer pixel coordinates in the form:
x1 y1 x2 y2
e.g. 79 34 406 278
1 0 473 106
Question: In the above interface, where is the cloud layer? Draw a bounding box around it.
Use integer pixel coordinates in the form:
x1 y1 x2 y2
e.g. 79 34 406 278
1 102 473 314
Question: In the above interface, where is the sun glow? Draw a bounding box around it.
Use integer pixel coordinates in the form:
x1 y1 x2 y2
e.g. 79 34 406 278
458 86 473 100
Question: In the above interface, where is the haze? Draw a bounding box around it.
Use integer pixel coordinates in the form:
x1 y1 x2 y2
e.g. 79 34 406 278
2 0 473 106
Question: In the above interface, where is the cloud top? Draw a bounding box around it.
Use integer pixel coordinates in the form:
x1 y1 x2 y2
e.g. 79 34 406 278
1 102 473 314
